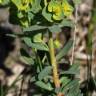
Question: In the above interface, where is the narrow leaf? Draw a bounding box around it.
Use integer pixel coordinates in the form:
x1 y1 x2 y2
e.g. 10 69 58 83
56 40 73 61
42 7 53 22
23 37 49 51
48 25 61 33
61 64 79 75
35 81 53 91
59 19 74 28
20 56 34 65
38 66 52 80
23 25 47 32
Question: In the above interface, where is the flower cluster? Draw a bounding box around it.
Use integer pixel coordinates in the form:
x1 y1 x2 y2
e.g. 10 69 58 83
11 0 33 11
47 0 74 20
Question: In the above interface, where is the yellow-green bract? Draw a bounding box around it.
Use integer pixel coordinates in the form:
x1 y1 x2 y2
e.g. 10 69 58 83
47 0 74 21
62 0 74 17
48 0 63 20
11 0 33 11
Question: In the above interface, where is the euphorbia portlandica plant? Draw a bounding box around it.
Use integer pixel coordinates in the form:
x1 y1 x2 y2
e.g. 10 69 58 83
0 0 83 96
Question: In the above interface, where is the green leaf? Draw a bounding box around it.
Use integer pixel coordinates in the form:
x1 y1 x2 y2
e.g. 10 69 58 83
48 25 62 33
60 77 70 86
42 7 53 22
20 56 34 65
18 12 24 18
23 37 49 51
67 79 79 89
33 33 42 43
30 0 41 13
69 87 82 96
56 40 73 61
35 81 53 91
23 25 47 32
61 64 79 75
38 66 52 80
64 79 82 96
28 12 34 21
62 79 80 93
59 19 74 28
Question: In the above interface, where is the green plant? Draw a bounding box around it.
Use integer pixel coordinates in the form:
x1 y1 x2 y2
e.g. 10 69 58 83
0 0 83 96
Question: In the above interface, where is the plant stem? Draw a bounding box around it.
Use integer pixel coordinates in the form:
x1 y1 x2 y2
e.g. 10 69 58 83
48 32 60 89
